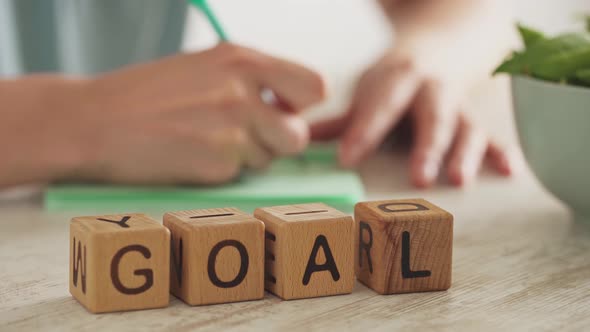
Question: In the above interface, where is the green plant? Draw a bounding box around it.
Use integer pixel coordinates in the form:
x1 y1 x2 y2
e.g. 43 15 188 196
494 18 590 87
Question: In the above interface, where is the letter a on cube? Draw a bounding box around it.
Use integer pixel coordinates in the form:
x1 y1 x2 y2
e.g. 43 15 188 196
255 203 354 300
69 213 170 313
355 199 453 294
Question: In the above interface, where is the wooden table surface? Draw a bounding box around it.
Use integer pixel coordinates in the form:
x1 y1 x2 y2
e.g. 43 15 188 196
1 80 589 331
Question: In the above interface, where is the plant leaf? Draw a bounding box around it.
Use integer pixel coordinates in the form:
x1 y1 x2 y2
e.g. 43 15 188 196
494 32 590 79
517 23 546 48
532 47 590 81
576 68 590 84
494 51 527 75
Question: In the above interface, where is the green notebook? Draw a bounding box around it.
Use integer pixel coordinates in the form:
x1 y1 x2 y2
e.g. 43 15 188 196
44 145 364 213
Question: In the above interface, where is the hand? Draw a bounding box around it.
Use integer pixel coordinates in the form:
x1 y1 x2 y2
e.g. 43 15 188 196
0 43 325 187
79 44 326 184
311 52 518 188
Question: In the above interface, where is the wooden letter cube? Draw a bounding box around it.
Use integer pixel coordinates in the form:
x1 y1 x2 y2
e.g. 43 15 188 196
164 208 264 305
254 203 354 300
355 199 453 294
69 213 170 313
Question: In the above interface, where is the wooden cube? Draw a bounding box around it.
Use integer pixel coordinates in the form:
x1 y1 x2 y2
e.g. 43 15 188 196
354 199 453 294
254 203 354 300
69 213 170 313
164 208 264 305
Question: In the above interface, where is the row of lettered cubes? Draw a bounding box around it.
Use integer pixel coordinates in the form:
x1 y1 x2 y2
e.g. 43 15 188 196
70 199 453 313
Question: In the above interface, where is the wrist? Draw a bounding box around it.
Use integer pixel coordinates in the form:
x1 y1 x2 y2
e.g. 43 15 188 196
385 37 483 90
38 76 95 182
0 75 93 187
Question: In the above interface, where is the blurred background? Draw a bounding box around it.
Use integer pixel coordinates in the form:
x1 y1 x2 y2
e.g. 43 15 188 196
514 0 589 33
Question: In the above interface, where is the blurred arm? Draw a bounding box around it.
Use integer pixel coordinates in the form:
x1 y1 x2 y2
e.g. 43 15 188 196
378 0 515 85
0 76 86 188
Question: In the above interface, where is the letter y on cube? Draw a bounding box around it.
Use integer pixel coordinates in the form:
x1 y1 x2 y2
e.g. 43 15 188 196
69 214 169 313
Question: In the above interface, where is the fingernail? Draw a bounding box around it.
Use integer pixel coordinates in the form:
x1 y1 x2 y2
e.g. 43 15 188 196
421 159 439 185
502 148 522 176
461 162 477 186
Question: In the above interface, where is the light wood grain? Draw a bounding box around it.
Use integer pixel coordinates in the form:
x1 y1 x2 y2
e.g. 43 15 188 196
1 170 589 331
355 199 453 294
69 213 170 313
254 203 354 300
164 208 264 306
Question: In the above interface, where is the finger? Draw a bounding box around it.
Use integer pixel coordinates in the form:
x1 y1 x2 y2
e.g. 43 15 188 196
310 113 351 141
259 88 298 114
185 127 244 185
339 66 421 167
447 117 488 187
410 80 459 188
487 142 511 176
249 101 310 157
252 58 326 111
241 134 273 170
486 142 525 177
220 44 326 110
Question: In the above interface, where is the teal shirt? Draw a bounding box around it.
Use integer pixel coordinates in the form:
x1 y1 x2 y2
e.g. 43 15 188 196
0 0 187 76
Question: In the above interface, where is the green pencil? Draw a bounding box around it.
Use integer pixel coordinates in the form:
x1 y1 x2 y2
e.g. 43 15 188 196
188 0 308 165
189 0 229 42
